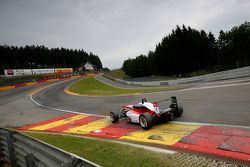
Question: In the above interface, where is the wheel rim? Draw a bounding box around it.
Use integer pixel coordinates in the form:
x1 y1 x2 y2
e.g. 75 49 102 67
140 116 147 127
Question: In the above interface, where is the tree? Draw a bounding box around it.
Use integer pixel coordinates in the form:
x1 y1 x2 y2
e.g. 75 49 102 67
122 24 221 77
122 55 151 77
150 25 218 76
0 45 103 74
218 21 250 70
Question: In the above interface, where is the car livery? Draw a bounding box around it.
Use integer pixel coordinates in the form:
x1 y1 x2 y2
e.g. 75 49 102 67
110 96 183 130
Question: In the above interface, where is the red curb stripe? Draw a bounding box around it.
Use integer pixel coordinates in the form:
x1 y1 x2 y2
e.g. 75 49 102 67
18 113 78 130
180 131 229 148
79 74 95 76
174 126 250 162
180 126 250 149
172 142 250 162
45 116 103 132
195 126 250 137
2 76 78 91
86 120 140 139
218 136 250 155
15 83 27 88
37 80 48 83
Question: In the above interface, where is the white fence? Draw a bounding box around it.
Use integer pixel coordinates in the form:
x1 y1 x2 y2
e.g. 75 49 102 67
4 68 73 76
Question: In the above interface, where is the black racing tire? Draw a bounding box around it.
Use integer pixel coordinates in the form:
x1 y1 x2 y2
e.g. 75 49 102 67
159 113 168 123
139 113 153 130
174 105 183 117
110 112 119 123
169 113 175 121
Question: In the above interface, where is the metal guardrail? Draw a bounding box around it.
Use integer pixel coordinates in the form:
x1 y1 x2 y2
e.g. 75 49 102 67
0 128 101 167
104 66 250 86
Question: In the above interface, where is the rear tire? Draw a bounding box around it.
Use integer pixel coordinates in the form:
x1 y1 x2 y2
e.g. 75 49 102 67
160 114 168 123
110 112 119 123
174 105 183 117
169 113 175 121
139 113 153 130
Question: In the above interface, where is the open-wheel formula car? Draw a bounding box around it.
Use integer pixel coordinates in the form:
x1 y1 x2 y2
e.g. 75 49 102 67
110 96 183 130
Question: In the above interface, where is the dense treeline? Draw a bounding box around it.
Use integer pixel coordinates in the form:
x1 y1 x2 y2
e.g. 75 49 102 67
0 45 102 74
123 22 250 77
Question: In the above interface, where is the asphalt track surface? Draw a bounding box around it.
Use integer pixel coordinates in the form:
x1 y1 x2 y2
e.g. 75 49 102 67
1 76 250 128
0 80 69 127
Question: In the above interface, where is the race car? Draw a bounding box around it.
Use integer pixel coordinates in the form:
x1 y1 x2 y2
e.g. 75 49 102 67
110 96 183 130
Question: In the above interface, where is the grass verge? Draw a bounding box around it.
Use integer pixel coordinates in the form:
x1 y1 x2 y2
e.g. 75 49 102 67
23 132 176 167
105 69 128 79
68 77 191 96
105 69 185 81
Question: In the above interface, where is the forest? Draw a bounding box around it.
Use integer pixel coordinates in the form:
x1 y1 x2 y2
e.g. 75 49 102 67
0 45 102 74
123 22 250 77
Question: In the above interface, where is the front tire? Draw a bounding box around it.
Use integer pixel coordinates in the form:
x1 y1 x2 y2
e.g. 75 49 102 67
110 112 119 123
139 113 153 130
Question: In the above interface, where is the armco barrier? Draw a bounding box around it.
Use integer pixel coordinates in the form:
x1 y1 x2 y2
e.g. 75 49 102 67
0 73 97 91
0 128 100 167
104 66 250 86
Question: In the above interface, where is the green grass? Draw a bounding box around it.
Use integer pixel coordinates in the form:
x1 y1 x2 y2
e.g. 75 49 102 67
23 132 177 167
68 77 191 96
105 69 128 79
105 69 182 80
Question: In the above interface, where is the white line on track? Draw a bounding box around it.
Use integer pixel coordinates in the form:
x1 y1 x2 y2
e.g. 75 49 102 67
28 78 250 155
30 95 105 117
144 82 250 95
94 75 122 89
94 75 141 89
96 74 250 89
95 74 250 94
30 95 250 129
29 78 106 117
183 82 250 91
199 78 250 85
30 77 250 129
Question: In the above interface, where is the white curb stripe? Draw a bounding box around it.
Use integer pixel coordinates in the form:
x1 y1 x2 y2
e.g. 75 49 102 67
144 82 250 95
